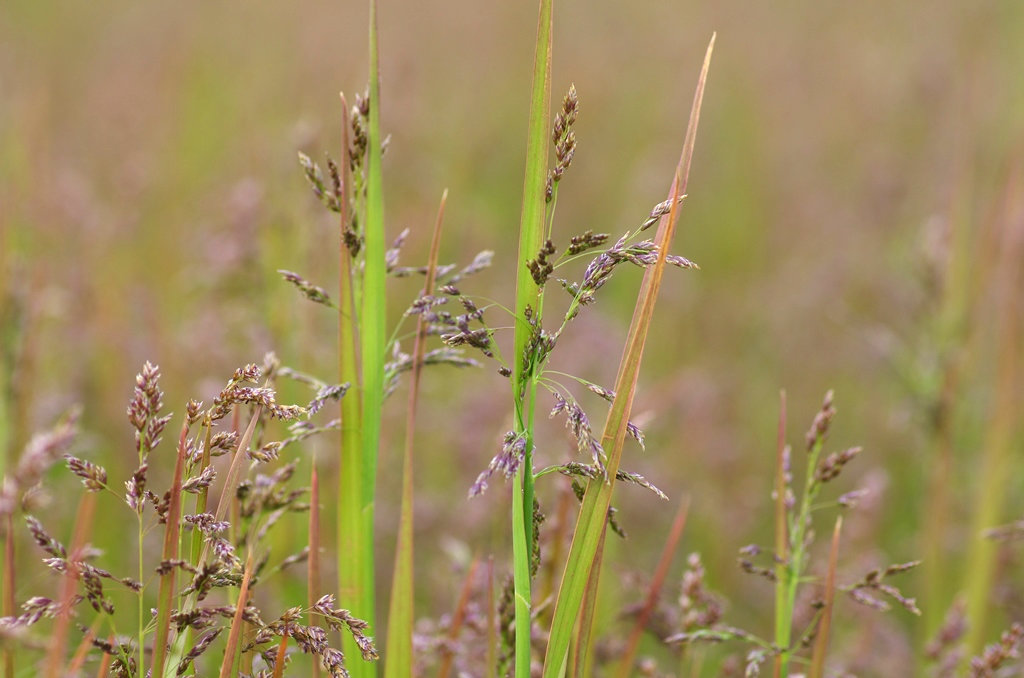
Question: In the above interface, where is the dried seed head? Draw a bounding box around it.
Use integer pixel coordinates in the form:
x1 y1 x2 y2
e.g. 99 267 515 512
64 455 107 492
298 152 342 212
567 230 609 256
279 269 334 307
176 627 223 676
549 393 605 474
563 83 578 124
186 399 203 425
385 228 411 273
837 487 868 509
526 239 557 287
969 623 1024 676
182 466 217 494
548 84 580 197
678 552 724 631
805 390 836 451
0 408 79 516
844 559 922 616
814 446 861 483
926 598 967 663
233 364 262 385
125 464 148 512
641 195 687 231
469 431 529 498
24 515 65 559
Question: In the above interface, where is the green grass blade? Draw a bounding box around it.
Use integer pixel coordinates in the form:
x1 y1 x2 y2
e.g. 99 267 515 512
336 87 370 676
362 0 386 485
963 181 1024 658
384 190 447 678
358 0 386 642
541 35 714 678
511 1 554 675
772 391 787 678
570 529 604 678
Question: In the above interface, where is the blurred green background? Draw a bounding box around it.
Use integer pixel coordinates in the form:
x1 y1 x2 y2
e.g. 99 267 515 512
2 0 1024 674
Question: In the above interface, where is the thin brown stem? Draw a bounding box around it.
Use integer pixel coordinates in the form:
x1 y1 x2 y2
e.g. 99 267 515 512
438 555 481 678
272 632 289 678
809 517 843 678
46 491 96 678
219 551 255 678
152 419 190 677
614 498 690 678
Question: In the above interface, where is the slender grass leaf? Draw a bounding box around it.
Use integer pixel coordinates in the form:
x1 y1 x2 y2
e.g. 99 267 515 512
386 190 447 678
542 35 715 678
511 1 554 676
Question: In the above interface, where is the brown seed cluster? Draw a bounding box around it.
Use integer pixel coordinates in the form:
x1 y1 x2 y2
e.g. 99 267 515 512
527 239 557 286
546 83 579 202
0 359 372 677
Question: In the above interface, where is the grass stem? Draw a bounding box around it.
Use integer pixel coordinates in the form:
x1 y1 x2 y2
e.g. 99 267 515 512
542 34 714 678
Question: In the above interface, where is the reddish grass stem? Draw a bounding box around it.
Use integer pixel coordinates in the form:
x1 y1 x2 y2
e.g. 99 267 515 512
809 517 842 678
272 633 289 678
437 555 480 678
219 552 255 678
46 491 96 678
614 498 690 678
151 419 190 678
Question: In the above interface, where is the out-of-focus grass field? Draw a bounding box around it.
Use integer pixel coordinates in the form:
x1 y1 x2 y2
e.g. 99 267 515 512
2 0 1024 673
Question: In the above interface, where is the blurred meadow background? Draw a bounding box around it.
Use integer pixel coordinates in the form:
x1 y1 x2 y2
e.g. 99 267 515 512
2 0 1024 674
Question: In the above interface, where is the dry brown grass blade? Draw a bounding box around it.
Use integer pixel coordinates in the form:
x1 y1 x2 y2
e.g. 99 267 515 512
438 554 481 678
809 517 842 678
308 463 322 678
614 498 691 678
46 490 96 678
219 552 255 678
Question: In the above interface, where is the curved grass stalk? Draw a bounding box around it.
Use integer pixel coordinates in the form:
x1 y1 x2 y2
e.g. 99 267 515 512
385 190 447 678
541 35 714 678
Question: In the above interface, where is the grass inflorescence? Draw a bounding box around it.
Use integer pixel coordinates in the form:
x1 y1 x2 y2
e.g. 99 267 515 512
2 2 1023 677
